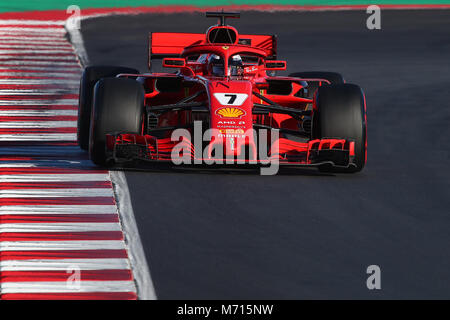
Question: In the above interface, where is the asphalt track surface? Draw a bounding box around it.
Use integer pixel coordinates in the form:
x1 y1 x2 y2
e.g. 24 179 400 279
81 10 450 299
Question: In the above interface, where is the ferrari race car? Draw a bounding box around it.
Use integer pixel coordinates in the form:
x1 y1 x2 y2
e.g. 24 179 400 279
77 12 367 173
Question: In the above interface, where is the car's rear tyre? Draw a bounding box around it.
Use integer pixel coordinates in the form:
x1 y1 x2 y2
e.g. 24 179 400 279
78 65 139 150
313 83 367 173
89 78 144 166
289 71 344 98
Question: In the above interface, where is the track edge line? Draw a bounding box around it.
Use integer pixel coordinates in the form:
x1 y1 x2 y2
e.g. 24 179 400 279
109 170 157 300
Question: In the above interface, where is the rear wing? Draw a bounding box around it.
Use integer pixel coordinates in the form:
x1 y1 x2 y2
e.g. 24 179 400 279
148 32 277 69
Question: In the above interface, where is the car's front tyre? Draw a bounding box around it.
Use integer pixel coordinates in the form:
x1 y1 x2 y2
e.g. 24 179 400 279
313 83 367 173
78 65 139 150
89 78 144 166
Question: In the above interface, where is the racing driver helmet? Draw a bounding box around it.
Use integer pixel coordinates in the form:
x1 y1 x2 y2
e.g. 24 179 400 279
208 54 224 76
229 54 244 76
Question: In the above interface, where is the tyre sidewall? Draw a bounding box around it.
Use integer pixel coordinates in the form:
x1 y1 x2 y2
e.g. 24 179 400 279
314 83 367 172
89 78 144 166
77 66 139 150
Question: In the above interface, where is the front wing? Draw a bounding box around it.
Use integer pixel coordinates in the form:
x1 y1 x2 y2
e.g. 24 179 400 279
105 133 356 169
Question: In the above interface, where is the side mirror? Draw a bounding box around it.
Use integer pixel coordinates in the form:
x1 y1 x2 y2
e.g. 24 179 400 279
162 58 186 68
264 60 287 71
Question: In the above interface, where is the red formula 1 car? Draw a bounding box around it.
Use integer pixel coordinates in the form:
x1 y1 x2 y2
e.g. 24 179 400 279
77 12 367 173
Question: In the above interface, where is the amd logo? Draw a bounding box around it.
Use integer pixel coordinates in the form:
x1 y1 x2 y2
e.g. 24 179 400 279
217 120 246 125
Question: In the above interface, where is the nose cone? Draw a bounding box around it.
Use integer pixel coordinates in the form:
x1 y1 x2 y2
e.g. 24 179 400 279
207 80 256 159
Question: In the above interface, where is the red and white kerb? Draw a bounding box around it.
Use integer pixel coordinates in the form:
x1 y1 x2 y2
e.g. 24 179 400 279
0 19 137 300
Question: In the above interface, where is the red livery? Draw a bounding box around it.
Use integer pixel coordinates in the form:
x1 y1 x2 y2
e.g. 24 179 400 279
77 12 367 173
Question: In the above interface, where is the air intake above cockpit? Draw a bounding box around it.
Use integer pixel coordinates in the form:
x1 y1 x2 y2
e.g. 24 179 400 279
207 26 238 44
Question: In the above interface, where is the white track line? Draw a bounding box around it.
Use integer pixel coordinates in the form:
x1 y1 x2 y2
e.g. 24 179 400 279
0 174 110 182
0 110 77 116
0 43 71 47
0 222 121 233
0 90 78 95
0 35 66 40
0 55 77 61
109 171 156 299
0 281 136 294
0 65 78 71
0 72 81 79
0 38 69 42
0 259 131 271
0 72 79 78
66 21 88 66
0 241 126 251
0 79 79 85
0 44 72 49
0 27 65 33
0 46 73 51
0 100 78 105
0 45 73 49
0 20 65 25
0 121 77 128
0 205 117 215
0 50 75 55
0 160 95 168
0 189 112 197
0 30 65 34
0 147 84 156
0 92 77 96
0 60 79 66
0 36 69 42
0 134 76 141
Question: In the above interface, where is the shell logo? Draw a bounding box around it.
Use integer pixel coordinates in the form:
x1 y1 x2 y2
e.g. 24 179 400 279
216 107 246 119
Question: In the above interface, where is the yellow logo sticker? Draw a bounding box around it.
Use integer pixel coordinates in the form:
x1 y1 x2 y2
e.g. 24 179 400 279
216 107 246 119
219 129 245 134
222 46 229 50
